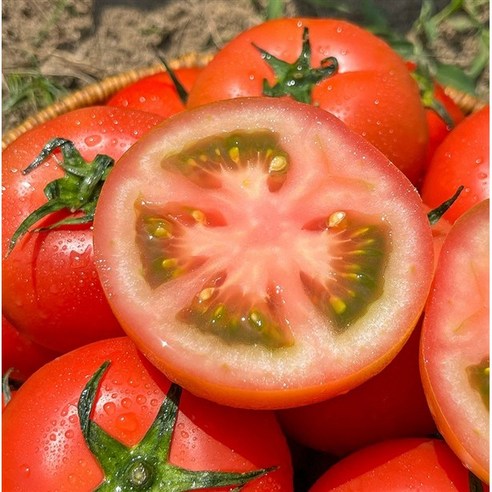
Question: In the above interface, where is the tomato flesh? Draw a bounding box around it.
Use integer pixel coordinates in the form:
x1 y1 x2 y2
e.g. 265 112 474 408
420 199 490 483
94 97 434 409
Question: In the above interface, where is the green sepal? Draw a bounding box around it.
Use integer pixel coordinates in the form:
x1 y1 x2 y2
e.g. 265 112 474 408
427 185 464 225
78 361 276 491
156 53 189 105
254 27 338 104
7 138 114 255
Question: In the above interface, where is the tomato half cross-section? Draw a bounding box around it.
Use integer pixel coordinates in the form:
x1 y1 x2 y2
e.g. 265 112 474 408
93 97 434 409
420 199 490 483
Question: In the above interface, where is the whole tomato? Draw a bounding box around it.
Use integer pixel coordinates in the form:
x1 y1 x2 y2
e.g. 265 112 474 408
2 106 163 353
2 337 293 491
309 438 488 491
421 105 489 223
187 18 428 184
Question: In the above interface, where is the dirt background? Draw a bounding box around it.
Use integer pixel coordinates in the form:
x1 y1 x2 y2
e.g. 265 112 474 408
2 0 489 133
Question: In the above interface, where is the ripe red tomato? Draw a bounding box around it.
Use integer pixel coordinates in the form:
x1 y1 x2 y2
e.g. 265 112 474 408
2 337 293 491
277 318 437 457
420 199 489 483
309 438 488 491
107 67 202 118
2 315 59 383
424 83 465 164
421 105 489 223
93 97 434 410
187 18 428 184
2 106 163 353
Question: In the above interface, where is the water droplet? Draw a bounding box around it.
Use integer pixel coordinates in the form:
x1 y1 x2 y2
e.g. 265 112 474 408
374 99 380 105
20 464 31 477
65 430 74 439
336 26 343 33
49 433 57 442
84 135 102 147
136 394 147 405
103 402 116 415
121 397 132 408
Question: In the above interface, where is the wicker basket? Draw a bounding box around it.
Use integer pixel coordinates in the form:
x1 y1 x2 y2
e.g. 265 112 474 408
1 51 486 150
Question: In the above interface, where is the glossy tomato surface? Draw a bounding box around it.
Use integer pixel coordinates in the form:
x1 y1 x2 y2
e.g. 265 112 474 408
2 106 163 353
93 97 434 409
2 315 59 383
2 337 293 491
420 199 490 483
187 18 428 184
107 67 202 118
421 105 489 223
278 318 437 457
309 438 486 491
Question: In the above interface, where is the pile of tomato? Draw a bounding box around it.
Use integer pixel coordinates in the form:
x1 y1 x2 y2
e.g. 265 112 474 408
2 17 489 491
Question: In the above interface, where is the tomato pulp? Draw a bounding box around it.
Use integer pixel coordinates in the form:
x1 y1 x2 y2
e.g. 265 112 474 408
94 97 434 409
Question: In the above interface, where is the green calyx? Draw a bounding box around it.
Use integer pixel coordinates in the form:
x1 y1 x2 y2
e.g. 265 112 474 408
7 137 114 255
78 361 276 491
427 185 464 225
410 65 456 128
254 26 338 104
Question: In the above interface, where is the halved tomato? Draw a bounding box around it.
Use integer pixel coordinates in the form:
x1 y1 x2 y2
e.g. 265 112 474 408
93 97 434 409
420 199 489 483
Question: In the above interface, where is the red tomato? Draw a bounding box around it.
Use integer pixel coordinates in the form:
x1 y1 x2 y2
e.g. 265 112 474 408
2 106 163 353
424 83 465 164
309 438 488 491
2 337 293 491
277 318 437 457
2 315 59 383
187 18 428 184
421 105 489 223
93 97 434 409
420 199 489 483
405 61 465 168
107 67 202 118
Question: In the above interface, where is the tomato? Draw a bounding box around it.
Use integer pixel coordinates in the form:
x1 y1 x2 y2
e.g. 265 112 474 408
309 438 488 491
2 106 163 353
405 61 465 169
424 83 465 165
2 315 59 383
187 18 428 184
420 199 490 483
107 67 202 118
93 96 434 409
421 105 489 223
2 336 293 491
277 318 437 457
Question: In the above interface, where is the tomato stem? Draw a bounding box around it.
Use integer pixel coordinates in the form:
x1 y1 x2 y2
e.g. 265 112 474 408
254 26 338 104
6 138 114 255
78 361 277 491
427 185 464 225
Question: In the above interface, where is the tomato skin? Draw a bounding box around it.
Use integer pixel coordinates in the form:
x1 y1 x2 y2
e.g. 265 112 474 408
2 315 59 383
420 199 490 484
107 67 202 118
93 96 434 410
421 105 489 223
309 438 487 491
187 18 428 184
277 318 437 457
424 84 465 164
2 336 293 491
2 106 163 353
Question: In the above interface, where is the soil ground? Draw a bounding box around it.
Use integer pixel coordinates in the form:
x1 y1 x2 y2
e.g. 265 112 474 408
2 0 489 132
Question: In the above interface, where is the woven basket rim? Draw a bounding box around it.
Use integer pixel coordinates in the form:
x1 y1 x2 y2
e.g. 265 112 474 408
2 51 487 150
